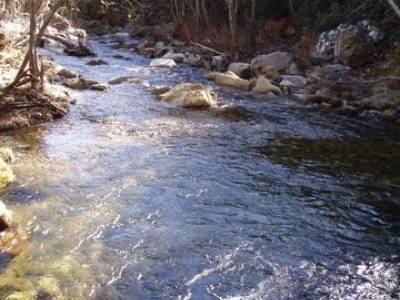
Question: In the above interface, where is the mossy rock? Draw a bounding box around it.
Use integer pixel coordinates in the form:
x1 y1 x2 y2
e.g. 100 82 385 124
5 291 37 300
37 276 63 298
0 158 14 190
0 277 36 299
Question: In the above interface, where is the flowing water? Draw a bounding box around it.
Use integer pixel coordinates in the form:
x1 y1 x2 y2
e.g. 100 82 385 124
0 35 399 299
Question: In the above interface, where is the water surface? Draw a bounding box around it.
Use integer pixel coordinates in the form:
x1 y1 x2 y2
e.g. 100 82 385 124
0 36 399 299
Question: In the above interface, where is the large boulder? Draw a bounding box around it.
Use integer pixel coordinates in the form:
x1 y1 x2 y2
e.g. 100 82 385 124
159 83 218 108
251 76 282 95
207 71 250 91
315 20 382 66
251 52 293 78
228 63 251 79
336 25 375 67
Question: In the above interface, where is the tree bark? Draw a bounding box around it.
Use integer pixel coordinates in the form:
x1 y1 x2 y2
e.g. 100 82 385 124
226 0 239 54
250 0 256 49
386 0 400 18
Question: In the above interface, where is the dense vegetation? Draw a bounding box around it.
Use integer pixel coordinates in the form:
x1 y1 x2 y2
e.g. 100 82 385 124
72 0 400 52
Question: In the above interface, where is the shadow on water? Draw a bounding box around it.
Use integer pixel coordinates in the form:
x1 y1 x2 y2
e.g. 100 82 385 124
259 135 400 182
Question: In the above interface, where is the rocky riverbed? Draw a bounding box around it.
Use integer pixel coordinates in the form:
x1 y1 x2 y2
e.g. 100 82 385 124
0 33 398 299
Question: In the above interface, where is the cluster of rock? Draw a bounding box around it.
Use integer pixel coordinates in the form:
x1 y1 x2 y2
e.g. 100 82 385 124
206 51 308 97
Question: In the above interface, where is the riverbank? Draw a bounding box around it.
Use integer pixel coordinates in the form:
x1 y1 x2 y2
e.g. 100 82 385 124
103 19 400 126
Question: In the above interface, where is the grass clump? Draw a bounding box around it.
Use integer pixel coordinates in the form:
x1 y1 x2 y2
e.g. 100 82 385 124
0 157 14 190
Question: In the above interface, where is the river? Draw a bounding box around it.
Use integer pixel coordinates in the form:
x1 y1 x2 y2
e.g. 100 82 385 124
0 35 399 299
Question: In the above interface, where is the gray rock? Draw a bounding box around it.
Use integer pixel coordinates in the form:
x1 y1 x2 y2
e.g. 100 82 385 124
163 52 186 63
228 63 251 79
251 52 293 75
280 75 308 87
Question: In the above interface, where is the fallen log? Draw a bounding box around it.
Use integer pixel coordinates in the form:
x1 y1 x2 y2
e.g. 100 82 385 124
190 41 223 55
43 33 94 57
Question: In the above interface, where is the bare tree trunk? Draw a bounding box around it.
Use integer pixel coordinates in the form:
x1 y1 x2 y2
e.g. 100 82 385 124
195 0 201 32
2 0 66 96
250 0 256 49
29 0 40 92
226 0 239 54
201 0 210 29
386 0 400 18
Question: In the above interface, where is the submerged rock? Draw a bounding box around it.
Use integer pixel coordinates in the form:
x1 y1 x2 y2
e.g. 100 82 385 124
86 59 108 66
108 76 142 85
38 276 62 298
57 68 77 79
251 76 282 95
207 71 250 91
5 291 37 300
149 58 176 68
63 76 99 90
159 83 218 108
91 83 110 91
149 85 170 96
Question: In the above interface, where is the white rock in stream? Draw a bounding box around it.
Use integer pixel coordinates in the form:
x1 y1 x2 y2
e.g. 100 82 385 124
163 52 186 63
150 58 176 68
207 71 250 91
159 83 218 108
280 75 308 87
